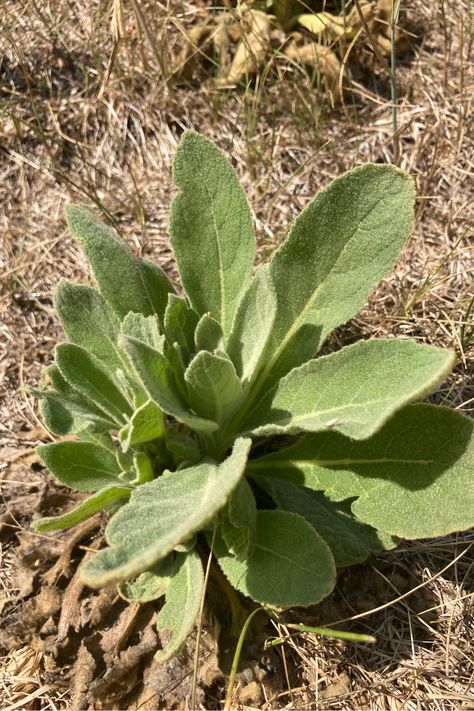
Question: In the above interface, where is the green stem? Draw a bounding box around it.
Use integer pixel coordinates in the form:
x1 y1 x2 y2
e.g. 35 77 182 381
224 607 267 711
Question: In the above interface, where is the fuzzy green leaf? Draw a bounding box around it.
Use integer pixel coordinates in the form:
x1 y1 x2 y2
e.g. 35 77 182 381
185 351 243 424
119 399 165 452
122 335 218 433
227 264 278 388
165 427 201 464
132 452 155 484
251 165 415 392
38 441 123 491
37 365 116 433
64 205 174 321
261 478 397 567
169 132 256 338
118 556 174 603
155 551 204 661
121 313 165 352
248 404 474 539
56 344 132 424
32 485 131 532
164 295 199 356
242 340 454 439
140 258 176 324
221 478 257 561
194 313 224 352
80 438 251 587
215 510 336 608
54 281 122 370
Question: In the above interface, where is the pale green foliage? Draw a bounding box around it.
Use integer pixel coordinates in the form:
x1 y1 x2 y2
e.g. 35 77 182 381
155 551 204 661
34 132 473 662
170 132 256 339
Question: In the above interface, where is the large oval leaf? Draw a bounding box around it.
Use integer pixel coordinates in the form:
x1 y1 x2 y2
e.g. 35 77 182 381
37 441 123 491
241 339 454 439
215 510 336 608
248 404 474 539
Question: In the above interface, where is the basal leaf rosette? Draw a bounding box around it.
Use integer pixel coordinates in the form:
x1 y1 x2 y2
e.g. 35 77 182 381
32 131 473 663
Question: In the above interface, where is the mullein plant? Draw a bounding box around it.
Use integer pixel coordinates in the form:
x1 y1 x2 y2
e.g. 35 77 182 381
33 132 474 661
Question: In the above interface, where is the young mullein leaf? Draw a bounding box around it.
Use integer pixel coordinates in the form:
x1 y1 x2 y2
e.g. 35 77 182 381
37 365 116 433
215 510 336 608
32 485 131 533
39 398 83 436
54 281 122 370
133 452 155 484
165 426 202 464
119 399 165 453
261 478 397 567
164 294 199 357
165 342 188 401
37 441 123 491
121 313 165 352
221 478 257 561
122 335 218 433
118 556 174 603
140 258 177 324
227 264 277 387
170 132 256 339
80 438 251 587
252 165 415 392
247 404 474 539
242 340 454 439
79 429 116 451
185 351 243 424
155 550 204 662
195 313 224 352
65 205 174 322
56 344 133 424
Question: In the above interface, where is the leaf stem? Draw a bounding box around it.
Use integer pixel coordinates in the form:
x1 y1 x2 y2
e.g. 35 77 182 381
265 623 376 647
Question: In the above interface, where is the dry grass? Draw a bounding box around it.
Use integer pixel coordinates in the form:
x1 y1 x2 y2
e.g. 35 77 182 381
1 0 473 708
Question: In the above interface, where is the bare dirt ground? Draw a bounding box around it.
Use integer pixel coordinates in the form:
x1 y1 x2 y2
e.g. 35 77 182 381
1 0 473 708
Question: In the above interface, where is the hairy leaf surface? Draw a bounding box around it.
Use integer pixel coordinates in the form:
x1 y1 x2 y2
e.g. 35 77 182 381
215 510 336 607
248 404 474 538
261 478 397 566
121 312 165 352
38 441 123 491
185 351 243 423
56 344 132 424
195 313 224 352
54 281 122 370
170 132 255 338
81 438 251 587
164 295 199 356
155 551 204 661
252 165 415 392
227 264 278 387
119 399 165 452
122 335 218 433
221 478 257 561
65 205 174 321
38 365 116 432
118 556 174 603
242 340 454 438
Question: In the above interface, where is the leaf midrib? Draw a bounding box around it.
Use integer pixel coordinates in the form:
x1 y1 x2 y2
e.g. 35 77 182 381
230 190 396 434
248 456 435 470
